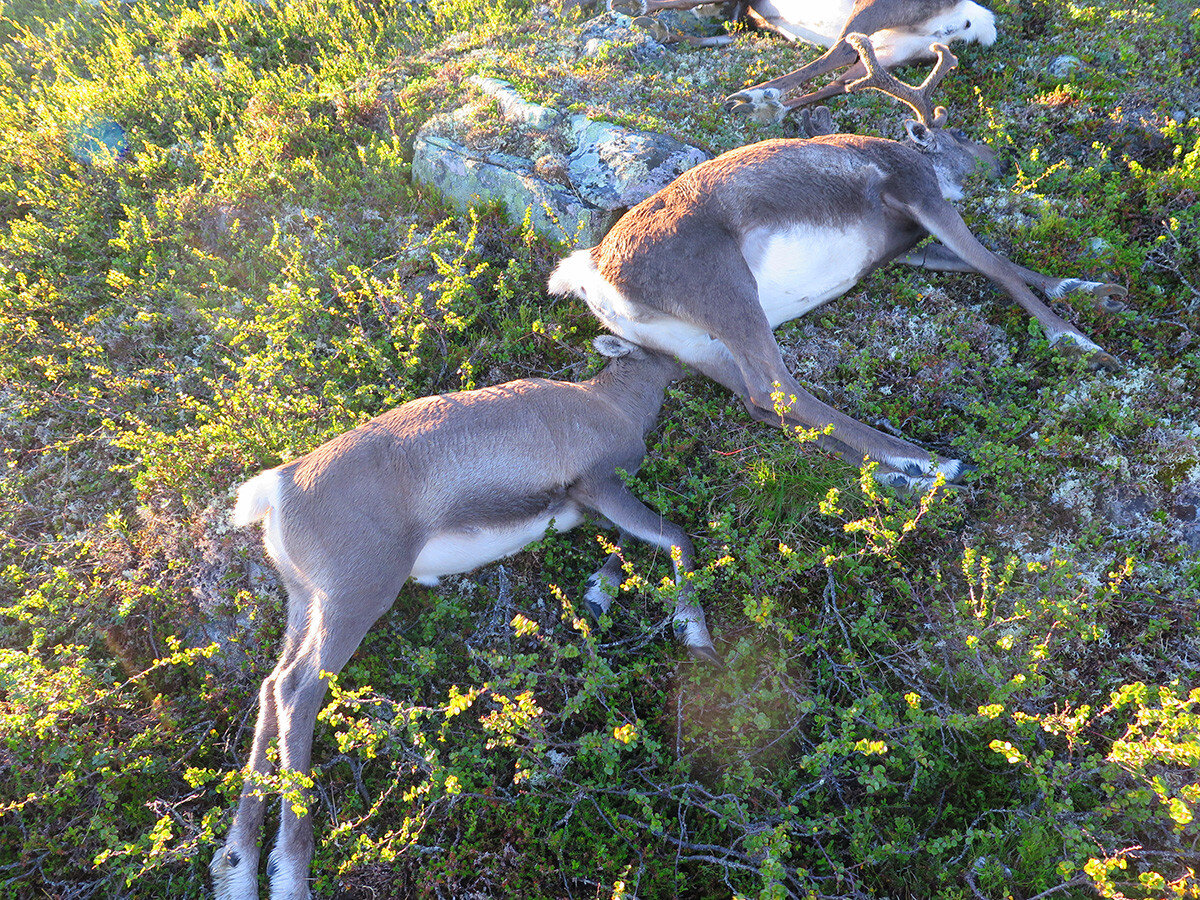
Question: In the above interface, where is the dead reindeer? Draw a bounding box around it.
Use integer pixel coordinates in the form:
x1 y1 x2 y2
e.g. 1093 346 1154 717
608 0 996 121
210 335 717 900
550 35 1126 491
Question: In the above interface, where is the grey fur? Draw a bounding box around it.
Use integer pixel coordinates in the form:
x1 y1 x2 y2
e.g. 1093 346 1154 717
211 339 717 900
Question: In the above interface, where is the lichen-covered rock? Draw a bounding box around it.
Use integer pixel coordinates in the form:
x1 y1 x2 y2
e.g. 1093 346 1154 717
412 130 614 244
1048 54 1081 79
410 78 710 245
469 75 563 131
568 117 710 211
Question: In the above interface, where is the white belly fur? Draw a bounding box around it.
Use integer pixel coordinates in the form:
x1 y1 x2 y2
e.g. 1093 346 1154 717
750 0 853 44
409 506 585 584
591 290 722 369
742 224 875 327
556 249 728 369
750 0 996 50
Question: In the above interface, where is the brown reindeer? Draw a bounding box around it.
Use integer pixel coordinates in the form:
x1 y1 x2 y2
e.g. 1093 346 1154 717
611 0 997 121
551 36 1125 490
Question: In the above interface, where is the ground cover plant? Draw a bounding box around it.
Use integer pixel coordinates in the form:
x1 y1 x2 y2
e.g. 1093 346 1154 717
0 0 1197 897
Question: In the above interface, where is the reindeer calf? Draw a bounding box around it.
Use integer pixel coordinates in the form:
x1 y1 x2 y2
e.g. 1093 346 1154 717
211 336 716 900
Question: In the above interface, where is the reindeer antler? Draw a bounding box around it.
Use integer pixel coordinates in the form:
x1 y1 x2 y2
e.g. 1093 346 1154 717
843 33 957 128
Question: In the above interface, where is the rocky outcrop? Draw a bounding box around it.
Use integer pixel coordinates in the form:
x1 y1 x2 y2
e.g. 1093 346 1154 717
412 134 608 244
567 117 708 213
412 76 709 246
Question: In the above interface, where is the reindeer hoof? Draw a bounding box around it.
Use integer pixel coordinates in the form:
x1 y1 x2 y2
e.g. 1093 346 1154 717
1092 283 1129 313
875 470 926 492
212 846 259 900
1053 280 1129 313
1088 350 1124 373
878 457 973 492
1050 333 1123 374
798 106 836 138
723 89 787 124
583 576 614 621
688 643 723 665
607 0 648 15
942 458 978 483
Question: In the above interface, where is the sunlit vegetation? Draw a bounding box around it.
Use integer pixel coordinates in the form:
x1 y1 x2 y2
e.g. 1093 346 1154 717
1 0 1197 897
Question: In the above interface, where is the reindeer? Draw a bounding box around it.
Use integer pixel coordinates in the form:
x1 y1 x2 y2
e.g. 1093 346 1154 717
210 336 717 900
550 35 1126 491
610 0 996 121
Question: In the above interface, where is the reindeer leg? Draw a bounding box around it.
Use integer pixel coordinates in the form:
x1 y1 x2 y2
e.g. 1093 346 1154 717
571 478 718 662
697 251 967 484
584 530 632 619
216 514 413 900
779 74 853 112
263 572 405 900
902 201 1124 371
774 60 870 113
678 324 968 490
897 243 1128 312
681 32 737 48
592 233 970 487
894 241 977 273
723 0 905 119
724 41 861 122
632 16 735 46
213 565 317 900
608 0 712 16
212 672 281 900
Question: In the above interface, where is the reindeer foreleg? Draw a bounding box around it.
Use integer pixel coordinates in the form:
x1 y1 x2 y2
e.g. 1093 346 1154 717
608 0 721 16
632 15 736 46
571 478 719 663
724 40 862 122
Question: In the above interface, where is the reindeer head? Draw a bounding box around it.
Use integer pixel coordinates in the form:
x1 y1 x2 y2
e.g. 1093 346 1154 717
845 33 998 199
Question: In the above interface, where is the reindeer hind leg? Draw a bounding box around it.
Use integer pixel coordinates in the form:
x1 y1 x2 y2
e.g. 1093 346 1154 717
898 242 1128 311
676 302 969 488
264 572 409 900
213 558 322 900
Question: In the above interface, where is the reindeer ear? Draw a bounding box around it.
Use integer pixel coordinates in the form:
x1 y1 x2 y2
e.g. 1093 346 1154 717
593 334 634 358
811 106 835 136
904 119 934 149
799 106 836 138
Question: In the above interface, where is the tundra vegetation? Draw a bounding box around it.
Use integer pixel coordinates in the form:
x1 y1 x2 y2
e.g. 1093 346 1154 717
0 0 1197 898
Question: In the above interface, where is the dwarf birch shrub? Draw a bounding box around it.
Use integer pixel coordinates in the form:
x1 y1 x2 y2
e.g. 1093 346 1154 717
1 0 1198 897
